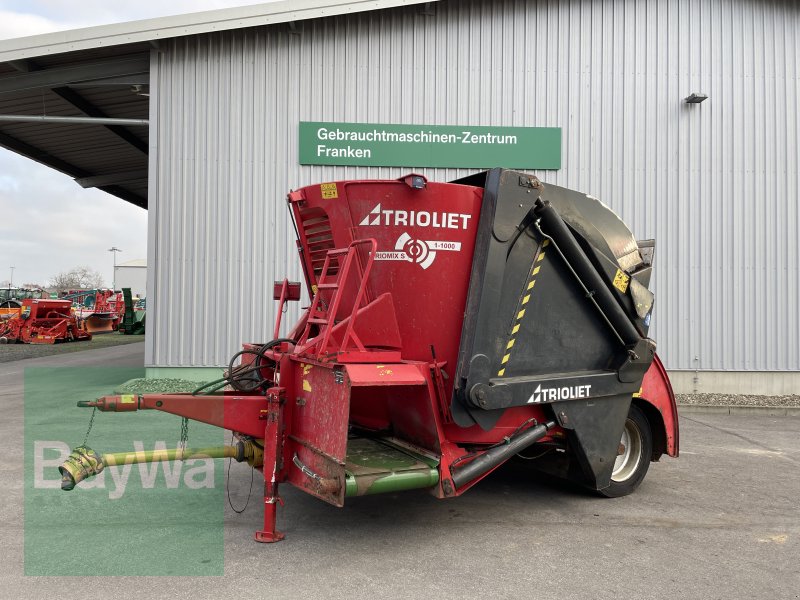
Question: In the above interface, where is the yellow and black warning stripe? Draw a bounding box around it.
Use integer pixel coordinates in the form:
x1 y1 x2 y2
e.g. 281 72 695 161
497 239 549 377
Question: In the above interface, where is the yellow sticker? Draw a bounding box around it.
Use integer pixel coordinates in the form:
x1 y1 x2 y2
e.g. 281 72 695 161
120 394 136 404
311 284 318 295
613 269 630 293
302 380 312 392
320 182 338 199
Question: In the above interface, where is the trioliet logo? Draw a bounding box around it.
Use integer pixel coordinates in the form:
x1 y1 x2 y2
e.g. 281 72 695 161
361 203 470 270
359 203 472 230
528 383 592 404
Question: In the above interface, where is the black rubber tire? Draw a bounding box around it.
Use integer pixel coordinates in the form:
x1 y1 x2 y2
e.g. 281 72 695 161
598 404 652 498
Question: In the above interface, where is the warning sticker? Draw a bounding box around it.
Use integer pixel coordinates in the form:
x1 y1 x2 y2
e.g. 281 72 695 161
320 182 338 199
613 269 630 293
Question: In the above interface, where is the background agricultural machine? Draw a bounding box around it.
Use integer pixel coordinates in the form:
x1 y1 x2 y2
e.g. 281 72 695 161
63 289 125 334
0 298 91 344
118 288 146 335
0 287 47 318
60 169 678 543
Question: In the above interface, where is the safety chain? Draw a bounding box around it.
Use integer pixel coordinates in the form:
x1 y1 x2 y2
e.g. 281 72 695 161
179 417 189 455
82 407 97 446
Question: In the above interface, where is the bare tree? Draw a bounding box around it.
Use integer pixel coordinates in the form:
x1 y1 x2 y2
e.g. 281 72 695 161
49 267 106 291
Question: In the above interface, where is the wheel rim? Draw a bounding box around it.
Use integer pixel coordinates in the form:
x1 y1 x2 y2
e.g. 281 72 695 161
611 418 643 482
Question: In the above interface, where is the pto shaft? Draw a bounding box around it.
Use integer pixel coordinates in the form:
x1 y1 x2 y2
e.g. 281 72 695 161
103 445 238 466
59 439 263 491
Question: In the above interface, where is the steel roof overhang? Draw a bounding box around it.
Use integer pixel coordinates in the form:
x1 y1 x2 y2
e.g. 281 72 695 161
0 45 152 208
0 0 440 209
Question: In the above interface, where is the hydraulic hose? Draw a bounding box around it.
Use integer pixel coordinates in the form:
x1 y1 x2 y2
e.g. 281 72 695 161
192 338 294 395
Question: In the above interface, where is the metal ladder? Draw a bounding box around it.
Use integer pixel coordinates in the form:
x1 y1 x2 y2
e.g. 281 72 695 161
296 239 376 359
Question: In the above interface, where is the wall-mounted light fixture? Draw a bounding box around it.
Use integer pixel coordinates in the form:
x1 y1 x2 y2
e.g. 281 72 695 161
684 93 708 104
131 84 149 97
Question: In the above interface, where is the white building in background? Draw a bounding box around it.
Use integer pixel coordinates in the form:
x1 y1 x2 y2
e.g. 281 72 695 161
0 0 798 392
114 259 147 298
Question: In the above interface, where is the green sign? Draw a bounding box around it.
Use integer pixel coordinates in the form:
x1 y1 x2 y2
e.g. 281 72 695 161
299 121 561 169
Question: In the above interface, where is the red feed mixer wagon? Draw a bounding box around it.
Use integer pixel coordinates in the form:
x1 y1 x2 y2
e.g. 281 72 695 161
60 169 678 542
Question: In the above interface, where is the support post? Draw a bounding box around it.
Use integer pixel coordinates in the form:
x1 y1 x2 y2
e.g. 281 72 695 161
255 387 286 543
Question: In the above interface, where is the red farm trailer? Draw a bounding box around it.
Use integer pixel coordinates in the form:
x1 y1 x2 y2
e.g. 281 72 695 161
60 169 678 542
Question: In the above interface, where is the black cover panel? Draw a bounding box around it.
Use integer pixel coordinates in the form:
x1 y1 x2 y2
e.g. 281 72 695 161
555 394 633 490
449 169 657 488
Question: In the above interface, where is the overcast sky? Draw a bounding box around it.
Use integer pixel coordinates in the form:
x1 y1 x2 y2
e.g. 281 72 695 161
0 1 271 288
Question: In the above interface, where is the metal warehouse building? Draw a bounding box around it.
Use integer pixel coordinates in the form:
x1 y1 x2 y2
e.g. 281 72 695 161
0 0 797 393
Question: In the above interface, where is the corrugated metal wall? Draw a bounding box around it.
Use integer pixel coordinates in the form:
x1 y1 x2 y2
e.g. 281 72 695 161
147 0 800 371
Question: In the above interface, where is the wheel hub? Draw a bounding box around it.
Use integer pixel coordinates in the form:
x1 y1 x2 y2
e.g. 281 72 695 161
611 419 642 482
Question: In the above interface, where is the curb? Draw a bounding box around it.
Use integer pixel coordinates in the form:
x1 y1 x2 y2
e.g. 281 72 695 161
678 404 800 417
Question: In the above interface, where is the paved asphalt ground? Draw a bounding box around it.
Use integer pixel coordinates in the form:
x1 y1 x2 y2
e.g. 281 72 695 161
0 332 144 363
1 343 798 599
